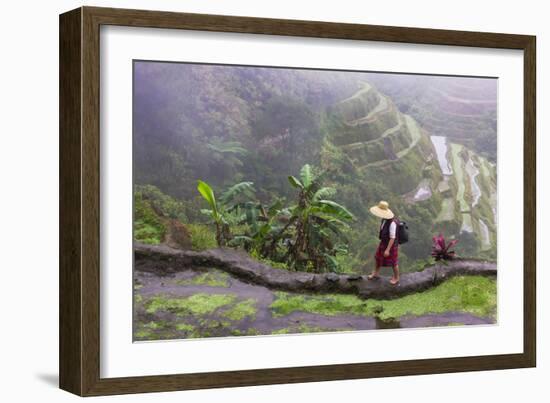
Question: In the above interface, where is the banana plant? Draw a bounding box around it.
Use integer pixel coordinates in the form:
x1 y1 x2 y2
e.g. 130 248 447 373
197 180 255 246
230 198 291 258
198 164 355 273
285 164 355 272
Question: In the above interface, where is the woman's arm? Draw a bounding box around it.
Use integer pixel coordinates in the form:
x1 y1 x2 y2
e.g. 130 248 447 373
384 238 395 257
384 221 397 257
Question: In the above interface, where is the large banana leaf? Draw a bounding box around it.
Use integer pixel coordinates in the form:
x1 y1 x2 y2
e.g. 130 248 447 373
206 139 248 155
316 200 355 221
324 254 340 273
244 203 259 232
313 187 336 201
300 164 313 188
228 235 253 247
267 198 284 217
220 181 255 205
288 175 304 189
197 180 219 221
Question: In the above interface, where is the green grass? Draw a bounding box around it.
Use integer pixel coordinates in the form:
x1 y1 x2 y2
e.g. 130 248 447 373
175 319 234 339
175 323 195 332
221 298 257 321
271 292 369 318
172 270 230 288
373 276 496 319
135 329 156 339
145 293 235 316
137 293 258 340
270 276 496 320
187 224 217 250
134 320 177 340
143 292 256 322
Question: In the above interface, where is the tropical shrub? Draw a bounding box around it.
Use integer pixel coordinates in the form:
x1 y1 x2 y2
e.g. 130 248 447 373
198 164 355 272
134 192 166 244
283 164 355 272
431 234 458 261
197 180 256 246
135 184 188 221
187 224 218 251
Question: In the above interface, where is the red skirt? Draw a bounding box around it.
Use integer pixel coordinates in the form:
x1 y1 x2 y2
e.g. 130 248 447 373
375 241 399 267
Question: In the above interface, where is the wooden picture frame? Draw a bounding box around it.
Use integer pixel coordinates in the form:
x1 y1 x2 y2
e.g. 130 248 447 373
59 6 536 396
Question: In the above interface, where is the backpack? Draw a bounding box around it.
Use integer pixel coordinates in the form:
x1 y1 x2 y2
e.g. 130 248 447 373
396 219 409 244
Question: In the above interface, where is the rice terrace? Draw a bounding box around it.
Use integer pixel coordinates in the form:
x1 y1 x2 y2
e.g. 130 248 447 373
133 62 498 341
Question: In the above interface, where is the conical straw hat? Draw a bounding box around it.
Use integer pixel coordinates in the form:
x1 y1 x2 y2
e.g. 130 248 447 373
369 200 394 219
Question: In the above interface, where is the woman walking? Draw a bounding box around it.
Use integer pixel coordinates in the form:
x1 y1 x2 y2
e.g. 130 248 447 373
367 201 400 285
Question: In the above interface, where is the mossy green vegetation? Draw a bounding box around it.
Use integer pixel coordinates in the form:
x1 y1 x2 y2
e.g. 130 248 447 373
135 184 188 221
134 320 178 340
271 292 369 317
145 293 235 316
134 274 495 340
135 292 258 340
142 293 257 322
187 224 218 251
221 298 257 321
373 275 496 320
175 322 195 332
270 276 496 320
134 191 166 244
172 270 230 288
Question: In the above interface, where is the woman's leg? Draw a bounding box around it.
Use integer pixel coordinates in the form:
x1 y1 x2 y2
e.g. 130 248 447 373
390 264 400 285
368 258 381 279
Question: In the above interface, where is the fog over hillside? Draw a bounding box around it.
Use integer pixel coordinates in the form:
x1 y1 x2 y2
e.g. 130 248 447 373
133 62 497 269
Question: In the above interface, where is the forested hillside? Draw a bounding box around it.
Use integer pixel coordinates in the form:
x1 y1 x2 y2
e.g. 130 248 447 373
133 62 497 273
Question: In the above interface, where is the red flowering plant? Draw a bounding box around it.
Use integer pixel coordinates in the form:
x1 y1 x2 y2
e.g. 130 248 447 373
431 233 458 261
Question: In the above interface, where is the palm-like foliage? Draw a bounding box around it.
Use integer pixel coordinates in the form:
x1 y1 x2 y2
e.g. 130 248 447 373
206 139 248 156
197 180 255 246
206 138 248 174
230 198 291 257
198 164 355 272
285 164 355 272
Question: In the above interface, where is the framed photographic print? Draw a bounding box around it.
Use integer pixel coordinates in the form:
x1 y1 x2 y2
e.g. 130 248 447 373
59 6 536 396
